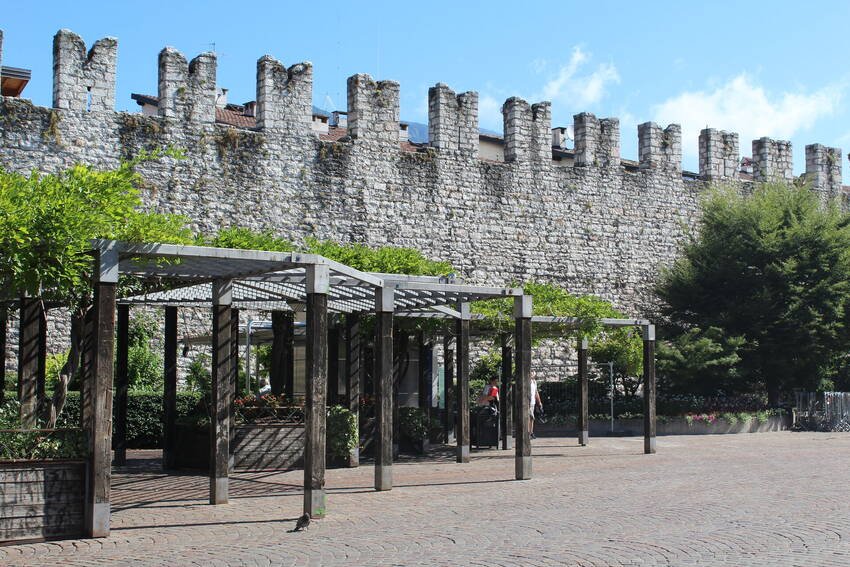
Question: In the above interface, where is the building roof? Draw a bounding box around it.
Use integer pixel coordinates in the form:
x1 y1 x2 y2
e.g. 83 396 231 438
1 66 32 97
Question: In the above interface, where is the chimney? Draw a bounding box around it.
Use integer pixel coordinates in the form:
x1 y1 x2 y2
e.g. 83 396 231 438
332 110 348 129
399 122 409 143
215 87 228 108
243 100 256 117
551 127 568 149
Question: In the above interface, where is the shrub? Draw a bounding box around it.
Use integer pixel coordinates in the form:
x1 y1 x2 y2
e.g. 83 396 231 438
326 405 358 459
399 407 428 440
0 400 87 460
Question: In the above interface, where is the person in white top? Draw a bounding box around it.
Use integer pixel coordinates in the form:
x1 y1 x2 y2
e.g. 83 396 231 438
529 377 542 439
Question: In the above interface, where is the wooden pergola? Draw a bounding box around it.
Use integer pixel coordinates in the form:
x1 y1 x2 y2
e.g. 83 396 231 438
412 312 658 455
87 240 533 537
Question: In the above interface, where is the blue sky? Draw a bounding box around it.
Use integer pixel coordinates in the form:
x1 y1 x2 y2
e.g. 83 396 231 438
4 0 849 172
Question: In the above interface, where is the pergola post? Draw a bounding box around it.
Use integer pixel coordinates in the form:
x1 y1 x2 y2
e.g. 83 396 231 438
374 287 394 490
418 332 431 422
455 303 470 463
270 311 294 397
230 308 240 395
514 295 532 480
328 325 340 407
79 307 94 432
114 304 129 466
500 334 512 450
87 247 117 537
577 336 589 446
304 265 329 517
643 324 656 454
163 306 178 470
344 313 361 467
443 332 454 443
17 296 42 428
0 305 6 405
210 280 232 505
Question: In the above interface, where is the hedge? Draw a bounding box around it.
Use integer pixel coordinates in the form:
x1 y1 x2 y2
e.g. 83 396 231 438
48 391 205 449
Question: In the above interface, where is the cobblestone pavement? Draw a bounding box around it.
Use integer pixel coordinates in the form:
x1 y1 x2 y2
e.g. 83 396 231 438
3 432 850 566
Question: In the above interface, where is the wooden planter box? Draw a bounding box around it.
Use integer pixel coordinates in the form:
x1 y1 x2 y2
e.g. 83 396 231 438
0 460 87 544
174 423 305 472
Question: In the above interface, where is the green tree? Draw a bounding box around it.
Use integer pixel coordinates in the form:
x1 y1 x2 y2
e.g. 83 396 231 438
655 326 745 395
657 182 850 403
0 150 193 425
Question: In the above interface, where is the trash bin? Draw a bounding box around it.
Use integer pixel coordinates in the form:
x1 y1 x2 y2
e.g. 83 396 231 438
471 405 500 448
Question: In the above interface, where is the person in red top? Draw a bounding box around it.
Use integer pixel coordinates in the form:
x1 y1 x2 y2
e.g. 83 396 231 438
478 376 500 406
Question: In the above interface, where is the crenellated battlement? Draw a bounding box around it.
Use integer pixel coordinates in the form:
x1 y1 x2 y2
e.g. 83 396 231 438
574 113 620 169
502 98 550 164
638 122 681 171
752 137 793 182
255 56 313 134
346 74 400 148
52 29 117 113
157 47 217 123
427 83 478 158
806 144 843 197
5 25 850 376
699 128 739 181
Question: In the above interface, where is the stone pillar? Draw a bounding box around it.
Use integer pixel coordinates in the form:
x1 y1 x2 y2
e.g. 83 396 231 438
162 306 178 470
643 325 656 455
114 304 129 466
52 29 117 112
699 128 739 181
87 248 117 537
17 296 43 428
806 144 843 198
427 83 479 158
157 47 216 123
344 313 362 467
455 304 471 463
638 122 682 171
255 55 313 134
375 287 394 491
347 74 400 150
443 333 454 444
752 138 793 182
304 265 329 517
514 295 533 480
500 335 512 450
574 113 620 169
210 280 232 505
577 336 589 446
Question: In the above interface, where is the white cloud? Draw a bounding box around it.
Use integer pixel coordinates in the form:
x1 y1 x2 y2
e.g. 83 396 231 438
652 74 843 159
537 47 620 109
478 94 503 131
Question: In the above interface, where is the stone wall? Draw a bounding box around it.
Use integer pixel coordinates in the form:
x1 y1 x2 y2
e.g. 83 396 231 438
0 29 845 380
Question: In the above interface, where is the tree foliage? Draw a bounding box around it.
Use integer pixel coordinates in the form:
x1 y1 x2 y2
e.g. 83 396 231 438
0 149 192 300
656 326 745 395
657 182 850 401
303 237 453 276
0 150 193 425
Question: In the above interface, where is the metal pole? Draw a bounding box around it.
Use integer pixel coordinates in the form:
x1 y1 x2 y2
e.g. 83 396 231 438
609 361 614 433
